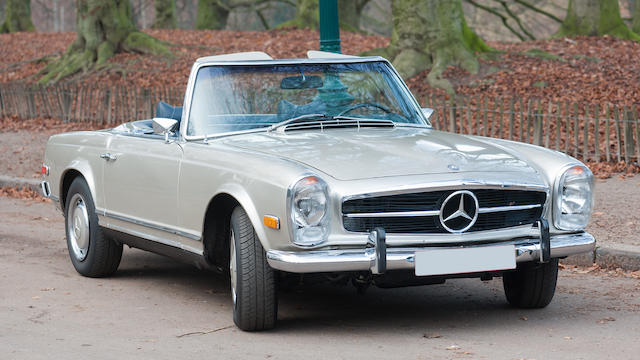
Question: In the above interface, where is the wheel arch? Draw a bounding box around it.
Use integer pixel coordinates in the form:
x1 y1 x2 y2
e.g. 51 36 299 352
201 186 268 268
59 164 98 213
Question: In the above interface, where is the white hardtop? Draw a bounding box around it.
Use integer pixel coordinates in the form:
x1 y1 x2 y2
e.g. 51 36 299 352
195 50 380 65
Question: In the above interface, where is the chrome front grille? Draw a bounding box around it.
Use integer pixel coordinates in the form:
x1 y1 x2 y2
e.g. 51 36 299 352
342 189 546 234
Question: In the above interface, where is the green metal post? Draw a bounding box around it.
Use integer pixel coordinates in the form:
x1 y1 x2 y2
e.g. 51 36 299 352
319 0 341 53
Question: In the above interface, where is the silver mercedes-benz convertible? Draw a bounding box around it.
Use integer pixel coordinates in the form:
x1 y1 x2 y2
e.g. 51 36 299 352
42 51 595 331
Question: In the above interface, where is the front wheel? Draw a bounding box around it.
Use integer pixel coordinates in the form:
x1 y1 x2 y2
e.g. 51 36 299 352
229 206 277 331
503 259 559 308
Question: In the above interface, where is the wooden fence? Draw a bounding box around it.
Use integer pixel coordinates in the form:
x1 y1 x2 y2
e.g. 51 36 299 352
0 83 638 163
425 95 639 164
0 83 184 124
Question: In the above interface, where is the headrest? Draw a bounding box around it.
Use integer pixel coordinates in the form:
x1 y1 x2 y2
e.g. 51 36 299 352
156 101 183 122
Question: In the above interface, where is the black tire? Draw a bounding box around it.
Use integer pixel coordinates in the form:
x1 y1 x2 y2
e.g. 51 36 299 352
503 258 559 308
229 206 277 331
64 177 122 277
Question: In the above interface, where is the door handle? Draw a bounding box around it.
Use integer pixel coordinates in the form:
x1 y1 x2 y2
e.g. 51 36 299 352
100 153 117 161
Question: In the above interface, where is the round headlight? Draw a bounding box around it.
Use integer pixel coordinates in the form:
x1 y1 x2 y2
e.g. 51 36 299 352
289 176 330 246
554 164 594 231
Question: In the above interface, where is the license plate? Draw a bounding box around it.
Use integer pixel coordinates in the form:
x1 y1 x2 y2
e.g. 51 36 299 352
414 245 516 276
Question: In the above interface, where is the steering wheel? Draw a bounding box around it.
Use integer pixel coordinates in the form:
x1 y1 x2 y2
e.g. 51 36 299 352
338 102 392 116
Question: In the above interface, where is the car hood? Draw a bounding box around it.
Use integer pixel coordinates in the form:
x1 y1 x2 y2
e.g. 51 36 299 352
221 127 539 181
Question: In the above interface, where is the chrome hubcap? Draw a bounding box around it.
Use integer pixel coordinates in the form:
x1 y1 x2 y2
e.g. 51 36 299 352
230 229 237 306
67 194 89 261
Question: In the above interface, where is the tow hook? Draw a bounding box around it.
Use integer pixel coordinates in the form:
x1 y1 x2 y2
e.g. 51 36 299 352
368 227 387 274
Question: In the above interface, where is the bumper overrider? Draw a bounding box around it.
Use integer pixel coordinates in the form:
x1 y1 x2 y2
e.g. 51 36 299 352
266 222 595 274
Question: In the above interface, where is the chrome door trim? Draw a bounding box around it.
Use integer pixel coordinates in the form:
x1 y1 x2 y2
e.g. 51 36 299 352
98 209 201 242
99 218 203 256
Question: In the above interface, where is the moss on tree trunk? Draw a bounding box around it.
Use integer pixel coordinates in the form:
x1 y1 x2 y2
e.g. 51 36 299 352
153 0 177 29
278 0 369 31
555 0 640 40
39 0 170 83
363 0 490 94
195 0 229 30
278 0 318 29
0 0 35 33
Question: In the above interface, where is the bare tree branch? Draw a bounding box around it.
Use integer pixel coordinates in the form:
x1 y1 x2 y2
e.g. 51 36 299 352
494 0 536 40
464 0 527 41
256 8 270 30
513 0 562 24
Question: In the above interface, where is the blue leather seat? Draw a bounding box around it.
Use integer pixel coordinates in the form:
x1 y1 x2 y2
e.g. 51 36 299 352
156 101 183 123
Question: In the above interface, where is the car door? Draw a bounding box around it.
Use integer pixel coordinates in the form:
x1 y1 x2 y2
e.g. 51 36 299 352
101 133 183 235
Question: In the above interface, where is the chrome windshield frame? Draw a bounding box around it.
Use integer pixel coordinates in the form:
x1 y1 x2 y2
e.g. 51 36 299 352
179 57 431 142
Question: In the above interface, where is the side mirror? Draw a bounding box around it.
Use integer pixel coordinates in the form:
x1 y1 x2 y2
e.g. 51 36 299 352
152 117 178 142
421 108 434 121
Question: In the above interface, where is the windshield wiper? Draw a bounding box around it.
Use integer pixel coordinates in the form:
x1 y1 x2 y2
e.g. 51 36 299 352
268 113 333 132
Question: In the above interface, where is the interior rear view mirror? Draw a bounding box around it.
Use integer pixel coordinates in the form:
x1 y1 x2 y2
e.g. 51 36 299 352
281 75 323 89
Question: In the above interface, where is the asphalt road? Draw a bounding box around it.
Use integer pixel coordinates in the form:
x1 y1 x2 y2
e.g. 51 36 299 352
1 197 640 360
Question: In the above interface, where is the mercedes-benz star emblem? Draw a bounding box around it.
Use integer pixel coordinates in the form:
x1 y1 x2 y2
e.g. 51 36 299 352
439 190 479 233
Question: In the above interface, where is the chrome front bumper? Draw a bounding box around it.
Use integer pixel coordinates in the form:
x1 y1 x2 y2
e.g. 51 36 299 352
266 232 595 274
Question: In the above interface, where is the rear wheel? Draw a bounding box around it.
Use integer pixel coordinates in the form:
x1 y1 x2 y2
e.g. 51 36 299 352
229 206 277 331
65 177 122 277
503 259 558 308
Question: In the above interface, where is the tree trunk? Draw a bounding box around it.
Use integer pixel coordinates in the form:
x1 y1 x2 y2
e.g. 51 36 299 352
337 0 369 32
0 0 35 33
278 0 369 31
39 0 170 83
633 0 640 34
196 0 229 30
555 0 640 40
153 0 177 29
365 0 490 94
278 0 318 29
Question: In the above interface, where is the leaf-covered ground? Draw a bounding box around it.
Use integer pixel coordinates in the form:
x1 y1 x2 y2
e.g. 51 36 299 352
406 35 640 107
1 30 639 107
0 29 387 87
1 29 639 178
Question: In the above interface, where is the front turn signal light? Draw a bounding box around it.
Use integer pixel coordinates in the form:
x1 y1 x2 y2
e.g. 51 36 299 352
264 215 280 230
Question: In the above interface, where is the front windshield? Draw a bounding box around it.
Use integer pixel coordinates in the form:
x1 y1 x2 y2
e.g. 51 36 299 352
187 61 426 137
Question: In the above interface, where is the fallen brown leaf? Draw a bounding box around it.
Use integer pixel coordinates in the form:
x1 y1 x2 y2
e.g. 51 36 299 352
597 317 616 324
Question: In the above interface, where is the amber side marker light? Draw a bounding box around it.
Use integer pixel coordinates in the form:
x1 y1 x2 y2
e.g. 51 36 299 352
264 215 280 230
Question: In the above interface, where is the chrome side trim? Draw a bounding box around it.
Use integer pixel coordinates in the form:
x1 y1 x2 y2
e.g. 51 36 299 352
50 195 59 202
343 204 541 218
100 211 201 242
266 232 595 273
100 220 203 256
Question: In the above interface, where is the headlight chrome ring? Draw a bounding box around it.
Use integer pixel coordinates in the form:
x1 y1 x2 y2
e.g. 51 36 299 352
553 164 594 231
287 175 330 247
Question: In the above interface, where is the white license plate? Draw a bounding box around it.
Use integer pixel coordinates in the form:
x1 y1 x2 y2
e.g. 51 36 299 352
414 245 516 276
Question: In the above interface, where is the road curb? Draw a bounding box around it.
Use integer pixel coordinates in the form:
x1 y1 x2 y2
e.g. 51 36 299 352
0 175 41 194
1 175 639 272
561 247 640 272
